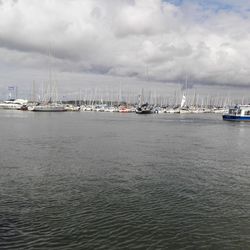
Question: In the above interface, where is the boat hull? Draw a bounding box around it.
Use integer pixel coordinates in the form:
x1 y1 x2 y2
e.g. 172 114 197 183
32 109 66 112
29 105 66 112
0 104 22 110
136 110 152 114
223 115 250 121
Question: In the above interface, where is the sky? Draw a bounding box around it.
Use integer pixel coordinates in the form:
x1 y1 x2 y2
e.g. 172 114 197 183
0 0 250 100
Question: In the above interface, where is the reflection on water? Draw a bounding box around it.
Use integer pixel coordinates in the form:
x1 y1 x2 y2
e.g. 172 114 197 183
0 111 250 249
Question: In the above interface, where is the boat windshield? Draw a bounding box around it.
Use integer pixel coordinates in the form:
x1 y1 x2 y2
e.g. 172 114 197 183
228 108 237 114
228 108 241 115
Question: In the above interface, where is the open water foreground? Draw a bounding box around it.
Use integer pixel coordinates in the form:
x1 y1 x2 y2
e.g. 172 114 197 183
0 111 249 249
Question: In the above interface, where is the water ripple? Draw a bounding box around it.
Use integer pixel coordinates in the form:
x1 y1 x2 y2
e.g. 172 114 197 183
0 112 250 249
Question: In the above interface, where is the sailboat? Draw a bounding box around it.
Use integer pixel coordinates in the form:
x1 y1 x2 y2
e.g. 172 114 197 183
135 89 152 114
135 102 152 114
29 100 66 112
28 82 66 112
29 48 66 112
180 94 186 108
179 94 190 114
179 75 191 114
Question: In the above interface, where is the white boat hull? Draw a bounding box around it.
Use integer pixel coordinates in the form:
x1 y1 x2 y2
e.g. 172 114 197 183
29 104 66 112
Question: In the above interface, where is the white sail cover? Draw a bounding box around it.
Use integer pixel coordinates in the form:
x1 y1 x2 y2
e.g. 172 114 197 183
180 95 186 108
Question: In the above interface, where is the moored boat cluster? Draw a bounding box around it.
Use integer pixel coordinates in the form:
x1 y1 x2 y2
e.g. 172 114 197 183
0 98 228 114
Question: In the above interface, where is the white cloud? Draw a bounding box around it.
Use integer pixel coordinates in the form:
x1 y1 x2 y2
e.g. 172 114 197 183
0 0 250 97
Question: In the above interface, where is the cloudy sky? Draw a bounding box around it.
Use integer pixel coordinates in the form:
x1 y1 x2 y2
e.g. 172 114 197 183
0 0 250 99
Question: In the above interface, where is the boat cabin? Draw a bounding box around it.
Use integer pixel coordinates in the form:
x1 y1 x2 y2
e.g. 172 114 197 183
228 105 250 116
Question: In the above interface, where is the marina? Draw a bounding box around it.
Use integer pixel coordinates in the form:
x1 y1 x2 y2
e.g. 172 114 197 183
0 81 245 117
1 0 250 249
0 98 232 114
0 86 238 115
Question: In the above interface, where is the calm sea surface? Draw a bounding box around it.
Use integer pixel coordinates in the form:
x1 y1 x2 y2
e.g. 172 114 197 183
0 111 249 249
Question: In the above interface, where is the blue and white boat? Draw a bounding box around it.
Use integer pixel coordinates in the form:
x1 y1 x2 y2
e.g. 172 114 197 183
223 105 250 121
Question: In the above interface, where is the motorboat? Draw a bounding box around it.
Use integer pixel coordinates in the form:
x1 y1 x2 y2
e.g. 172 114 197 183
0 99 28 110
222 105 250 121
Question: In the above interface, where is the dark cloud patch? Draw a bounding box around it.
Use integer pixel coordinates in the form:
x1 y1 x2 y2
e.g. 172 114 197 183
0 37 46 55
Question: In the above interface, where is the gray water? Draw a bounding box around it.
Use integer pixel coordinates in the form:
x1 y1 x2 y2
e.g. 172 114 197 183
0 111 249 249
